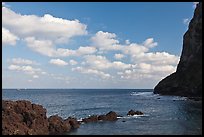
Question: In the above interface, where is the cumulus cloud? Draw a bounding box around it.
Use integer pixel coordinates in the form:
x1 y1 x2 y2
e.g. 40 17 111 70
112 61 132 70
84 55 132 70
84 55 112 70
91 31 121 51
117 62 177 80
72 67 111 79
131 52 180 65
88 31 180 82
142 38 158 48
75 46 97 56
3 7 94 58
2 27 19 46
7 63 46 80
2 7 87 42
125 40 130 45
114 54 125 60
49 59 68 66
24 37 97 57
10 58 38 65
8 64 42 75
24 37 56 57
122 43 149 56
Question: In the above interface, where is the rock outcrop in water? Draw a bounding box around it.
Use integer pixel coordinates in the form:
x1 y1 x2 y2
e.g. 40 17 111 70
127 110 143 116
154 2 202 97
82 111 118 123
2 100 80 135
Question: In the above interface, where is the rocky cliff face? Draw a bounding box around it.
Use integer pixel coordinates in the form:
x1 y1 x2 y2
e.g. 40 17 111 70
154 2 202 97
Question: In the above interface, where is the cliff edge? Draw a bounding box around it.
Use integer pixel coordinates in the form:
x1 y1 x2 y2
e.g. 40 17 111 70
154 2 202 97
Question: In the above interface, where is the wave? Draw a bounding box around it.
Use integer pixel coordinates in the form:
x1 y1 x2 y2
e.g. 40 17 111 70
117 114 149 119
130 91 157 97
172 96 187 101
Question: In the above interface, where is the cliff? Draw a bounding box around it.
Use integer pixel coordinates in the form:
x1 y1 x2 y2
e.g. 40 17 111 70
154 2 202 97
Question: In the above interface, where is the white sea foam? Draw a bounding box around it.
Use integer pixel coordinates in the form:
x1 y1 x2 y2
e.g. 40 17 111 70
130 91 157 97
117 114 149 119
172 96 187 101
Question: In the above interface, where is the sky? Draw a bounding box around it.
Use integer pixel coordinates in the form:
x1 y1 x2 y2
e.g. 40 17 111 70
2 2 198 89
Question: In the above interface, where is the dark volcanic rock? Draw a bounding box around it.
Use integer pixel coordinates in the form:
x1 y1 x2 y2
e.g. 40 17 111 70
98 111 118 121
82 111 118 123
127 109 143 116
98 114 107 121
105 111 118 121
2 100 49 135
154 2 202 97
48 115 70 135
2 100 80 135
82 115 98 123
64 117 80 129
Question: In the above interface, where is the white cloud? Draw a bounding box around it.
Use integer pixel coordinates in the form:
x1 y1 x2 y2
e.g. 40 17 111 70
10 58 38 65
72 67 111 79
143 38 158 48
91 31 121 51
55 48 76 57
25 37 56 57
84 55 132 70
114 54 125 60
8 64 42 75
112 61 132 70
76 46 97 56
131 52 180 66
117 62 177 81
122 43 149 56
49 59 68 66
90 31 158 53
2 7 87 42
69 60 78 65
8 64 21 71
88 31 179 82
84 55 112 70
2 27 19 46
2 7 92 58
125 40 130 45
25 37 96 57
183 18 190 25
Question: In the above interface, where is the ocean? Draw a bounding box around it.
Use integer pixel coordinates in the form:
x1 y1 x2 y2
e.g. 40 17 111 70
2 89 202 135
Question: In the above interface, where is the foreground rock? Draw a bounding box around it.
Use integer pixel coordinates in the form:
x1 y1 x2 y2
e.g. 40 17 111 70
2 100 49 135
154 2 202 97
48 115 80 135
127 110 143 116
82 111 118 123
2 100 79 135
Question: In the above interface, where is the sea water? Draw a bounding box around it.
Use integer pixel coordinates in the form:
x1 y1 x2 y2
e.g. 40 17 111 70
2 89 202 135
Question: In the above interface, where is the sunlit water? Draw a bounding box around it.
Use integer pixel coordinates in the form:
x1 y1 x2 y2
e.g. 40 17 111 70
2 89 202 135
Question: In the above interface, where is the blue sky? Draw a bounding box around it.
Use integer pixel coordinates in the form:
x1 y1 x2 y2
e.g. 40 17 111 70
2 2 197 89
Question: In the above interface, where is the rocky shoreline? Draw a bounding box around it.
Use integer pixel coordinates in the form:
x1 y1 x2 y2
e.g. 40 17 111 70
2 100 144 135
